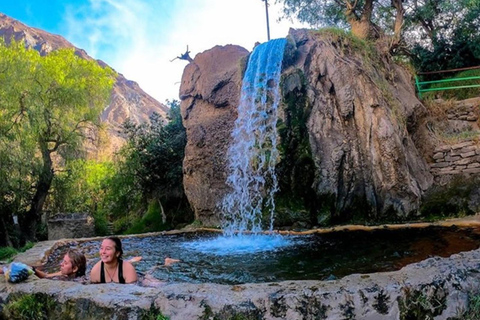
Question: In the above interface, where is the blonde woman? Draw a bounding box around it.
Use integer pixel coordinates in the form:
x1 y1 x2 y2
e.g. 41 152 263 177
33 249 86 280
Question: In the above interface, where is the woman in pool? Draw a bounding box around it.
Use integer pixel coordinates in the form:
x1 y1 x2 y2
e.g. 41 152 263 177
33 249 87 280
90 236 138 284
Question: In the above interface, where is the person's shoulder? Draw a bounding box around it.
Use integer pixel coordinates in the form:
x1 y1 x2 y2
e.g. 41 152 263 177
122 259 138 283
89 260 102 282
91 260 102 270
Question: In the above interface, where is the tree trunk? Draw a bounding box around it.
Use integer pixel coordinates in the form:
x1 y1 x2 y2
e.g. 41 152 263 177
23 140 54 241
0 216 13 247
346 0 379 40
391 0 405 49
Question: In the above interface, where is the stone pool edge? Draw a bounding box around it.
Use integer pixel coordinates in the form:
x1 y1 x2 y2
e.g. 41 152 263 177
1 222 480 319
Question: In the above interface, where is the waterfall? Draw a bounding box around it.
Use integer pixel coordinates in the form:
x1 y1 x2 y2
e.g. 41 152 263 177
221 38 287 236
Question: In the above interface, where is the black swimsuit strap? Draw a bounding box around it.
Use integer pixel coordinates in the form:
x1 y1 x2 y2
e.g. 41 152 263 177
100 261 105 283
118 259 125 284
100 259 125 283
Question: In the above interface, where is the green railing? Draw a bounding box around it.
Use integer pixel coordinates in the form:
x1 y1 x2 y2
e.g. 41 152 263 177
415 66 480 99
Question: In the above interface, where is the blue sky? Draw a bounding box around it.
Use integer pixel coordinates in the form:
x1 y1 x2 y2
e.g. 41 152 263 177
1 0 307 103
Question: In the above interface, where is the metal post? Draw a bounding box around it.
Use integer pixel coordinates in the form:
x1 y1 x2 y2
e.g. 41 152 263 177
414 75 422 99
263 0 271 41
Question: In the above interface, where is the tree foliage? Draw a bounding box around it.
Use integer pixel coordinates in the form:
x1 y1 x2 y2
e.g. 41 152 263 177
406 0 480 72
276 0 480 67
49 160 115 213
0 39 116 244
122 101 186 199
106 100 192 233
277 0 407 51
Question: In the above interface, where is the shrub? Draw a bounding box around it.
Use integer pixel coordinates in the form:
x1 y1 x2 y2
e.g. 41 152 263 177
140 306 170 320
2 294 55 320
0 242 34 262
457 293 480 319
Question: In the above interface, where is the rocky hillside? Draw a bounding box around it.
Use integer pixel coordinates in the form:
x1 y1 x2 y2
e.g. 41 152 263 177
0 13 169 156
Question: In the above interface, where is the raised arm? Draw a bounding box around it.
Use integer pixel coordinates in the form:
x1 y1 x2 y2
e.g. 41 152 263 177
33 267 61 279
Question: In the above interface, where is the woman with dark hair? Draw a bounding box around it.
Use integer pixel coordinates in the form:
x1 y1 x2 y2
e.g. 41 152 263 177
89 237 138 284
33 249 87 280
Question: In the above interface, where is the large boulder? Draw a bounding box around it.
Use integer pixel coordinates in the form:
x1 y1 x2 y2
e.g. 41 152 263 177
180 29 433 226
285 29 433 222
179 45 249 225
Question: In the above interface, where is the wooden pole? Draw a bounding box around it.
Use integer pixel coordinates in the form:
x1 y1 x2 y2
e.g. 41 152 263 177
264 0 271 41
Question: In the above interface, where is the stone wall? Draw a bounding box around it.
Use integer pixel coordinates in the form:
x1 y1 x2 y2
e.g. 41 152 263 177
47 213 95 240
430 141 480 177
446 100 479 122
428 97 480 187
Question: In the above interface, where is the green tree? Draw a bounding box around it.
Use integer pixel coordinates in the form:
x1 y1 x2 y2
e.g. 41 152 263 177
107 100 192 232
277 0 406 51
0 40 116 243
49 160 115 213
406 0 480 72
47 159 115 235
277 0 480 66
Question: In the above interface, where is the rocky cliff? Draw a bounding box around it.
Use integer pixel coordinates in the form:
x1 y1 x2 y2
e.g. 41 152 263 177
180 45 250 226
0 13 169 156
180 28 435 226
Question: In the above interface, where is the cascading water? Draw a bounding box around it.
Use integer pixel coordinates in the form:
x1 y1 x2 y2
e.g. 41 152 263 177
221 38 287 236
184 38 292 255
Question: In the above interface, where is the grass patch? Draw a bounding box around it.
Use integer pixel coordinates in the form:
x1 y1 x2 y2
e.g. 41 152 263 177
0 247 18 261
0 242 34 262
2 293 55 320
140 306 170 320
398 286 447 320
460 294 480 320
125 200 169 234
438 130 480 144
314 28 378 61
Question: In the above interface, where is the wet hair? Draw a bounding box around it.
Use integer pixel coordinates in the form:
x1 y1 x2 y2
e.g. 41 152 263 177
66 249 87 277
105 237 123 259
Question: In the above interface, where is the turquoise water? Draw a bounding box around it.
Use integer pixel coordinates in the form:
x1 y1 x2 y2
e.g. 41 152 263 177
43 226 480 285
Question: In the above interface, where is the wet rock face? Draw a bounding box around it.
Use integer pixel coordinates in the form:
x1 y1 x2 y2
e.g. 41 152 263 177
179 45 249 225
180 29 434 225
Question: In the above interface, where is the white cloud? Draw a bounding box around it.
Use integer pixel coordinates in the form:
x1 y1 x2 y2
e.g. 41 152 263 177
62 0 308 104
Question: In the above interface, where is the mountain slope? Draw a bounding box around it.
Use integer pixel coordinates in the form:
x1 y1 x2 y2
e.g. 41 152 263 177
0 12 169 156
